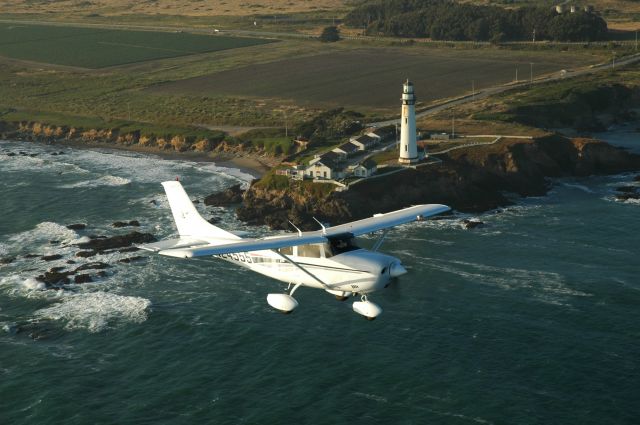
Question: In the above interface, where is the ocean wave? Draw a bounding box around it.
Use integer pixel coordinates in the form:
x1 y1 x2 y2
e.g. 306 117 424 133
424 257 591 302
34 292 151 333
561 182 595 193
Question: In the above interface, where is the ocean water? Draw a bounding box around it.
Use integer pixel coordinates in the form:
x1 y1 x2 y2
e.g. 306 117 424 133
0 130 638 425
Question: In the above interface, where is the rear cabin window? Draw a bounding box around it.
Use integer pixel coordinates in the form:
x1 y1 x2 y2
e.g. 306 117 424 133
278 246 293 255
297 244 322 258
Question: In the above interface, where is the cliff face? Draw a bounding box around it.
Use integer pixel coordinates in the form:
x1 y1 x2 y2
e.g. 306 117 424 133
236 135 640 230
0 120 276 159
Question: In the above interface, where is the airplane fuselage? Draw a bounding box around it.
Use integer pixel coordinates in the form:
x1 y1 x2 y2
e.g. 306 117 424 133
213 247 401 295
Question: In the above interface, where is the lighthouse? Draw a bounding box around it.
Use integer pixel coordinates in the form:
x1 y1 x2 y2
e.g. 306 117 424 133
399 79 418 164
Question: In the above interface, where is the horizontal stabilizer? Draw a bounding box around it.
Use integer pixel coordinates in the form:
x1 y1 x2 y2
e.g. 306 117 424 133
138 237 212 252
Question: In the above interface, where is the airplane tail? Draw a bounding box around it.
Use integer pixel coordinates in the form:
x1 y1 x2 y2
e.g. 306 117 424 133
161 180 240 241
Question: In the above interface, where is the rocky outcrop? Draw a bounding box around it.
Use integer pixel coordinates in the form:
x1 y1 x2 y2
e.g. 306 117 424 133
235 136 640 230
76 231 156 252
203 183 246 206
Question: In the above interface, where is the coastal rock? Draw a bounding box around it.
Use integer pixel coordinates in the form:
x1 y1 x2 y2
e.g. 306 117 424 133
76 232 156 252
41 254 63 261
118 256 145 263
1 256 16 265
634 175 640 182
615 193 640 201
116 247 140 253
204 184 245 206
66 223 86 230
74 274 93 284
36 270 72 286
615 186 638 193
462 219 484 229
76 250 97 258
112 220 140 228
74 262 110 272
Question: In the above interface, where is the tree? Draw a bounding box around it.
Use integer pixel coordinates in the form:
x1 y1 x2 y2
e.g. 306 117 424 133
320 26 341 42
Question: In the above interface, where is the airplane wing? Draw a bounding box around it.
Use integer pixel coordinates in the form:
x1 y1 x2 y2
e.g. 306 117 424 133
152 204 449 259
325 204 450 237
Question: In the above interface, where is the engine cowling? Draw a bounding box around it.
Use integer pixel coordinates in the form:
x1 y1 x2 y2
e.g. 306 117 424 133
267 293 299 314
352 300 383 320
389 262 407 278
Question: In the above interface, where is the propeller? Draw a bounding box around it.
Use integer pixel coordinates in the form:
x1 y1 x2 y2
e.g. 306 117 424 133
383 261 407 302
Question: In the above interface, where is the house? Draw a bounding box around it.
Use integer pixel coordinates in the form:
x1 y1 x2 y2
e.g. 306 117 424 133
309 151 342 165
351 158 377 178
304 156 345 180
332 141 360 158
349 134 376 150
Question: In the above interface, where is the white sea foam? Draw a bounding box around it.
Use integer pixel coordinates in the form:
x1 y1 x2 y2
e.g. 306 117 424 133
8 221 81 246
21 278 46 291
34 292 151 332
62 174 131 188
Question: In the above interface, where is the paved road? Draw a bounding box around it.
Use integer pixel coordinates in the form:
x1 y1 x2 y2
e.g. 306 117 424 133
369 52 640 127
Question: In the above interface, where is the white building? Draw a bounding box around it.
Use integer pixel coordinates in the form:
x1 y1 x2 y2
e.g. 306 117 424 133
399 80 419 164
351 159 377 178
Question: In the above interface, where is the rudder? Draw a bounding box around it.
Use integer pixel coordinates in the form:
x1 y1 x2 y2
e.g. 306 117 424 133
161 181 240 240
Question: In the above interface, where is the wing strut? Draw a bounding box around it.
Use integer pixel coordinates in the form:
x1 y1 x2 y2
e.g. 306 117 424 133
372 229 389 252
271 250 331 290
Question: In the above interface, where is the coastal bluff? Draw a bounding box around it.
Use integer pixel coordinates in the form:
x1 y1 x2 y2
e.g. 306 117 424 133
231 135 640 230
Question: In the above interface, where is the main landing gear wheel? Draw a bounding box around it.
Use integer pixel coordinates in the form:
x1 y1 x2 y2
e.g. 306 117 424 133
267 283 301 314
352 295 383 320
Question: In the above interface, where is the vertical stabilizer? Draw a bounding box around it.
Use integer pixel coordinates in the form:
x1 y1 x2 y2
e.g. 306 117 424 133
161 181 240 240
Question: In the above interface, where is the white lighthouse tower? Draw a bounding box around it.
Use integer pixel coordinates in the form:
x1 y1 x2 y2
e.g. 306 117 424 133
399 79 418 164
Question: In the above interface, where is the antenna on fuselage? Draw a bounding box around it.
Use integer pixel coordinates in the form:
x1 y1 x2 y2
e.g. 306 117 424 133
288 220 303 237
312 217 327 235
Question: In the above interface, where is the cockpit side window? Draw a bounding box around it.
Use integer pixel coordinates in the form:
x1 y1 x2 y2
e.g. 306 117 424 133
327 236 359 256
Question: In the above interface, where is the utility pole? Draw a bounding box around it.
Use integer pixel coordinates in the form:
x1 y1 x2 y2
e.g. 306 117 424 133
472 80 475 100
451 114 455 139
515 67 518 83
530 62 533 84
284 111 288 137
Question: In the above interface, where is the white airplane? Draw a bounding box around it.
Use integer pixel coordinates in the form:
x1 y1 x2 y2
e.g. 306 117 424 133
140 181 450 320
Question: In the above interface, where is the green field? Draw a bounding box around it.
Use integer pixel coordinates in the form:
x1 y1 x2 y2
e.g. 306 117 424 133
0 23 273 68
151 47 604 112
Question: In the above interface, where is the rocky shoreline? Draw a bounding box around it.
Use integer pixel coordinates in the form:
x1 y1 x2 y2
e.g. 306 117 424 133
0 120 273 177
207 134 640 230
